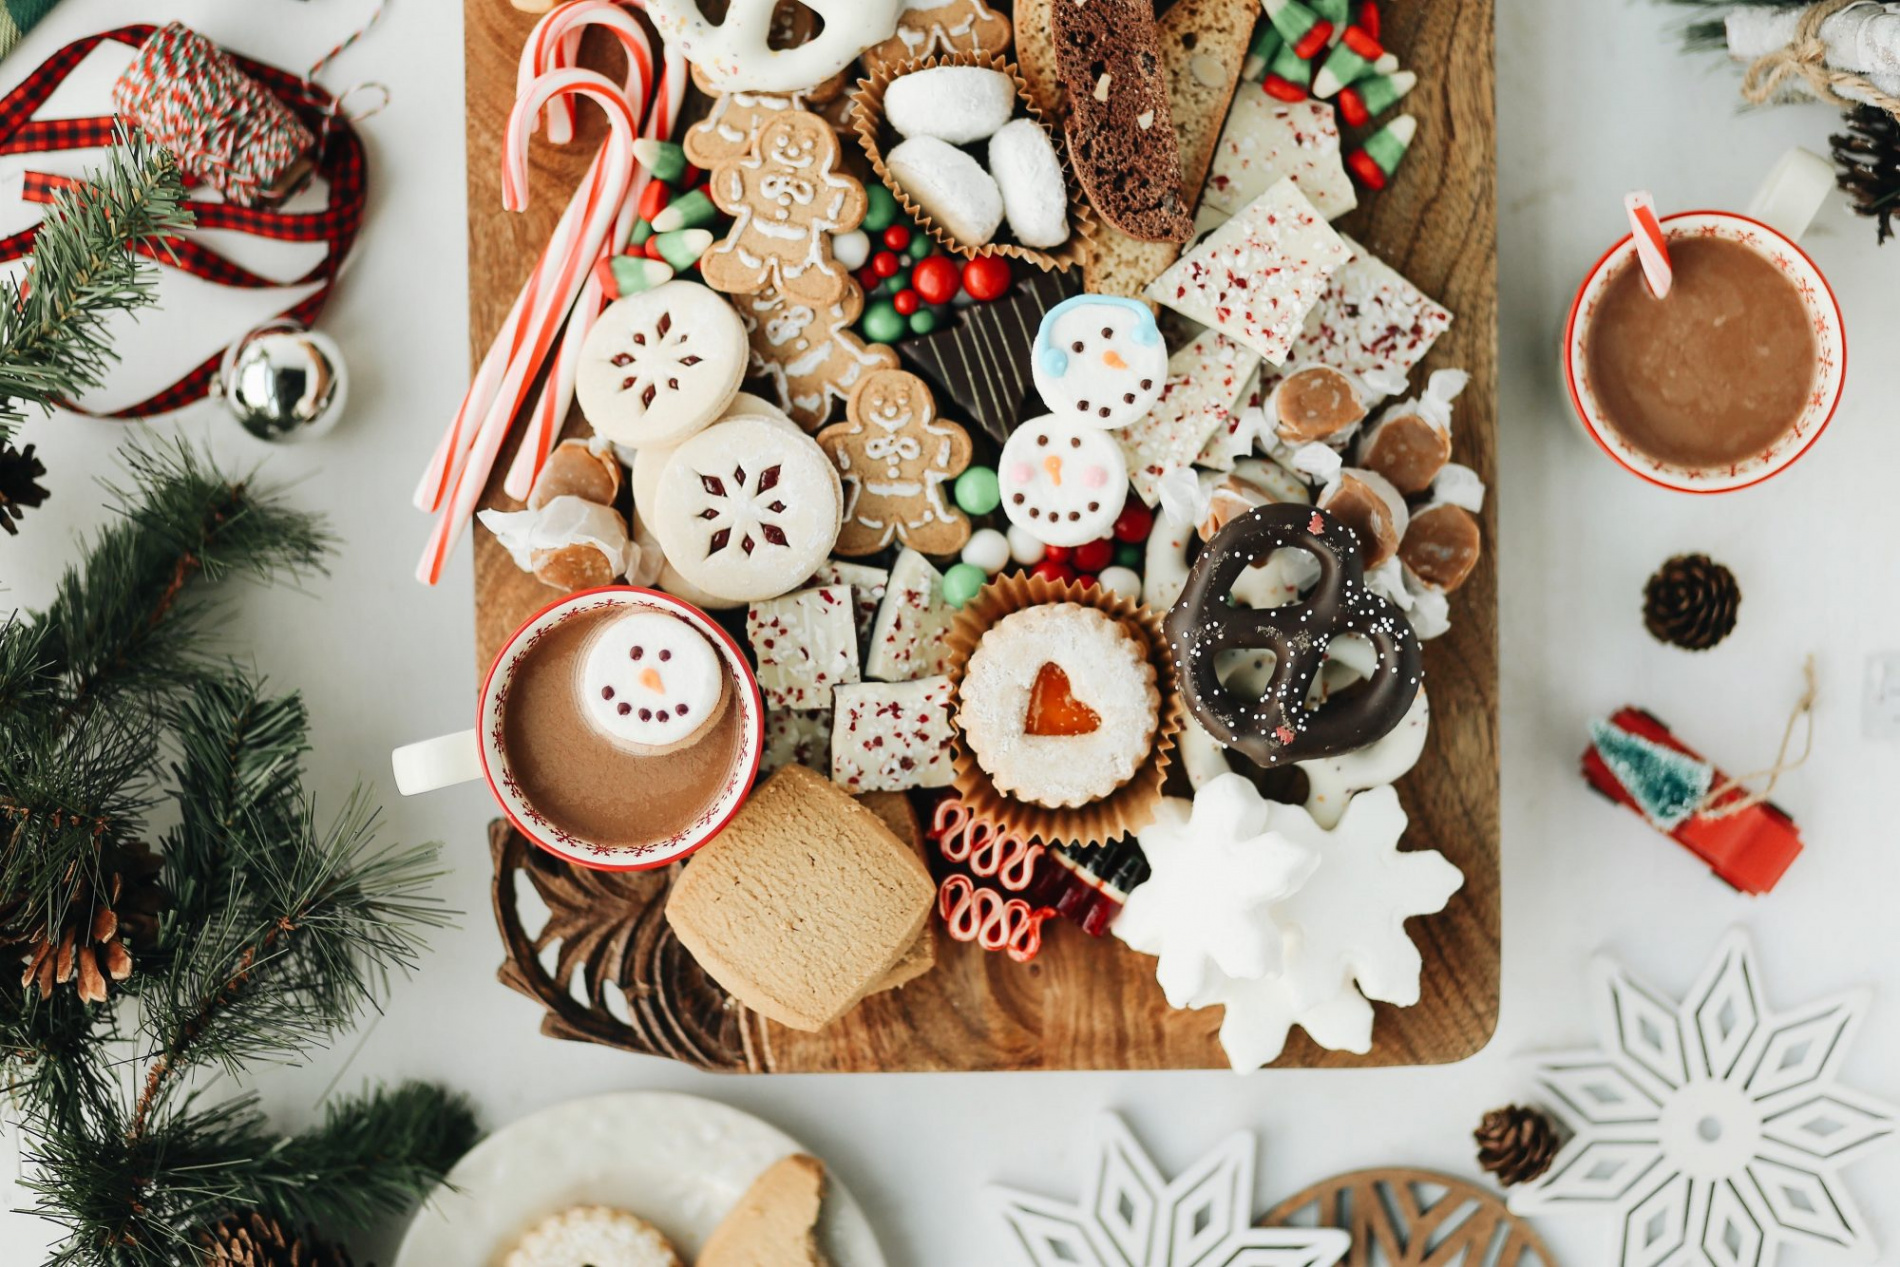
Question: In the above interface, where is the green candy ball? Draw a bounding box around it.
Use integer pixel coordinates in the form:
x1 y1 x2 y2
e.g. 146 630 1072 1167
1114 542 1144 570
865 184 899 232
861 301 906 344
954 466 1001 515
907 308 940 336
942 562 988 608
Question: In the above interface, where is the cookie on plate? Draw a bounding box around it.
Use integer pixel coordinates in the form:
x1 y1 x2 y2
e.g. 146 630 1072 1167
697 1154 828 1267
503 1206 680 1267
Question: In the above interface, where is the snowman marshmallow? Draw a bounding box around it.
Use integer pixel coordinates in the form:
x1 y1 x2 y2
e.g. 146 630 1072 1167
580 611 731 755
1030 295 1168 428
998 419 1130 549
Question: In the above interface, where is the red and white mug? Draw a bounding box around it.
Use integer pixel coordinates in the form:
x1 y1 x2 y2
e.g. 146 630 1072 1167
1564 149 1846 493
392 587 764 872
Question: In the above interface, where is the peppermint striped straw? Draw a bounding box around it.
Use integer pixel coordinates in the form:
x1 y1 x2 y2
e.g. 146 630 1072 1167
417 69 637 585
1624 190 1673 300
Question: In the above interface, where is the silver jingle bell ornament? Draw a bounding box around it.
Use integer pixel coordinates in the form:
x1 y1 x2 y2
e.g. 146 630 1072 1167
219 320 348 442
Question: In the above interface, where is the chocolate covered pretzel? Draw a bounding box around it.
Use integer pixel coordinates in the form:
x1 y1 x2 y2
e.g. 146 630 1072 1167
1163 503 1421 768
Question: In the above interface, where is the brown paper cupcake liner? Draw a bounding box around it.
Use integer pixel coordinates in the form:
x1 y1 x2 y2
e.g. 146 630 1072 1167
852 51 1095 273
946 574 1182 849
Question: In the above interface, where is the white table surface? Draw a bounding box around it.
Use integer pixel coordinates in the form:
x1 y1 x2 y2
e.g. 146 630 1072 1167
6 2 1899 1263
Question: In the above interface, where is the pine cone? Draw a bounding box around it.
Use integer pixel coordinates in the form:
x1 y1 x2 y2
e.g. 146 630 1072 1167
197 1212 354 1267
1832 105 1900 245
0 441 49 536
4 840 167 1005
1474 1104 1561 1187
1643 553 1740 651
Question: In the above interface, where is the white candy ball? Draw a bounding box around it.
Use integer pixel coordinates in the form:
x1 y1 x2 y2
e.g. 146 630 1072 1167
831 229 871 271
1007 524 1047 566
1097 566 1143 600
962 527 1011 574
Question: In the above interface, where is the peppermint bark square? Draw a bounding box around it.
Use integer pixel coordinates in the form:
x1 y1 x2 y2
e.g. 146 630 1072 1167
1144 179 1350 364
810 559 890 651
1120 330 1263 505
1204 98 1357 222
762 707 833 776
864 548 956 682
747 585 861 711
831 675 958 792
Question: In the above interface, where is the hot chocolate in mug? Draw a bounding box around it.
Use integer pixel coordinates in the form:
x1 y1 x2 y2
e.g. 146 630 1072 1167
393 587 763 871
1564 148 1846 493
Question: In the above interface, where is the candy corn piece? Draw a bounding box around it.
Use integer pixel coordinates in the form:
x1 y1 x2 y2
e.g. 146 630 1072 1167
1337 68 1416 127
1346 113 1416 190
1356 0 1381 40
653 227 714 271
632 137 688 184
1313 24 1385 97
1264 39 1314 101
651 187 716 232
1243 21 1285 81
596 255 675 299
1312 0 1350 29
1262 0 1332 60
629 216 654 248
637 178 670 224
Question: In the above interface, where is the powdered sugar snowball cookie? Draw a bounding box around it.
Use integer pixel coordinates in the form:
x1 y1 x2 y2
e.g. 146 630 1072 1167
884 136 1004 247
1031 295 1168 428
998 416 1130 549
987 117 1071 249
580 610 731 756
503 1206 680 1267
884 65 1016 145
957 603 1160 809
649 416 843 604
647 0 901 94
576 281 747 449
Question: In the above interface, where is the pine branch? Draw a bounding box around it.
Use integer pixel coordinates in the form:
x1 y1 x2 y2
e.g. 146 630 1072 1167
0 131 191 441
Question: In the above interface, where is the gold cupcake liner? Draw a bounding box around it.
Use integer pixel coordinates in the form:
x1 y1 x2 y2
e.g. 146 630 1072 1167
946 573 1182 848
852 51 1094 272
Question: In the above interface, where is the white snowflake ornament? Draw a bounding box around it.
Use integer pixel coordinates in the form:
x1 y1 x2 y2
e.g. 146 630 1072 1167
1511 930 1897 1267
989 1114 1351 1267
1112 774 1319 1010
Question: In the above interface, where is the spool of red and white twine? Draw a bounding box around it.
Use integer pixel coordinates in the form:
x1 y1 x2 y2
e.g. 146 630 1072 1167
110 21 317 208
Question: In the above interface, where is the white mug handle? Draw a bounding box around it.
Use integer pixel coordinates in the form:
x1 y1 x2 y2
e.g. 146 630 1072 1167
1747 148 1834 243
392 729 485 796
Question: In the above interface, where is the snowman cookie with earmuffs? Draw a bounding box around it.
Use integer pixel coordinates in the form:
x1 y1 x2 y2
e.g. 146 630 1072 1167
999 296 1167 549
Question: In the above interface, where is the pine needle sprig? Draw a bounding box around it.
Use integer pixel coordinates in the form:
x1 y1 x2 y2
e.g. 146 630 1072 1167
0 131 192 440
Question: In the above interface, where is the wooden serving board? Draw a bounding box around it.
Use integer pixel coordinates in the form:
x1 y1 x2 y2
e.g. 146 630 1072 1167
464 0 1499 1071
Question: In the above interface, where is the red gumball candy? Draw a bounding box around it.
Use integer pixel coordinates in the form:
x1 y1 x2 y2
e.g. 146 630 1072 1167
856 266 881 293
1072 537 1114 573
1032 559 1074 585
893 288 920 315
962 254 1012 301
911 255 960 305
1074 572 1097 590
882 225 912 251
872 250 903 279
1042 543 1072 564
1112 499 1155 544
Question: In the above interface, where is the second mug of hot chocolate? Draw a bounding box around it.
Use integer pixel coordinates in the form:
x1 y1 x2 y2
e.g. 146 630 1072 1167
1563 149 1846 493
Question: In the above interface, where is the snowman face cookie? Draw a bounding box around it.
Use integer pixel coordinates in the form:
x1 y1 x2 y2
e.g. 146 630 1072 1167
999 416 1130 548
1031 295 1168 428
580 610 731 754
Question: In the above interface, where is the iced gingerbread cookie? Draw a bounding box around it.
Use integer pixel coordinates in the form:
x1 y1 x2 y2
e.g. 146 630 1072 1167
957 603 1160 809
733 281 900 433
817 369 974 557
580 610 732 755
648 0 900 94
576 281 747 449
649 415 843 604
862 0 1012 78
503 1206 679 1267
701 112 867 308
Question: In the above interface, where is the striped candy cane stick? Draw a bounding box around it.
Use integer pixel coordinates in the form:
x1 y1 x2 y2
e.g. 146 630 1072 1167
1624 190 1674 300
417 69 637 585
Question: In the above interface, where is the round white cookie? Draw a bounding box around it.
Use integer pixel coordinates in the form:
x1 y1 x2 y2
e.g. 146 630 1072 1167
998 416 1129 548
504 1205 680 1267
650 415 842 603
576 281 745 450
647 0 900 94
885 65 1016 144
1031 295 1168 427
988 117 1070 249
885 136 1004 247
580 610 730 754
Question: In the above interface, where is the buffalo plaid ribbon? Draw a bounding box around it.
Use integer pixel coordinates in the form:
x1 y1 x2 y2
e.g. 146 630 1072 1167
0 24 368 417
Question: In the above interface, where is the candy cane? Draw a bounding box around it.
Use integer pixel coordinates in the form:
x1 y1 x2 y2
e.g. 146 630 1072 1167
417 69 636 585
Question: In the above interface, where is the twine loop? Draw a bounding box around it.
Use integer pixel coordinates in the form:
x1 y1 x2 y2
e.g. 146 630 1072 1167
1742 0 1900 121
1696 656 1819 820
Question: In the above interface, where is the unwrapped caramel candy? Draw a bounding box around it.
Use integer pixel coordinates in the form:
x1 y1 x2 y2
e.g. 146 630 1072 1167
1400 502 1482 593
1318 469 1408 570
1273 365 1370 446
1359 410 1452 494
529 437 622 510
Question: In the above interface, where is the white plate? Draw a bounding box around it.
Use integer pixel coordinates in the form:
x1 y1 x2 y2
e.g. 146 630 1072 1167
395 1091 886 1267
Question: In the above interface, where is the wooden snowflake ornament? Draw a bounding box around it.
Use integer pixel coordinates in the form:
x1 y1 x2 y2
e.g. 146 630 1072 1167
1510 930 1896 1267
989 1115 1351 1267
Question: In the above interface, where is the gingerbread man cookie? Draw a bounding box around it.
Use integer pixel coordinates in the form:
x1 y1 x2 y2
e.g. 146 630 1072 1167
818 369 974 557
681 64 847 171
700 112 866 309
862 0 1014 79
733 280 899 432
